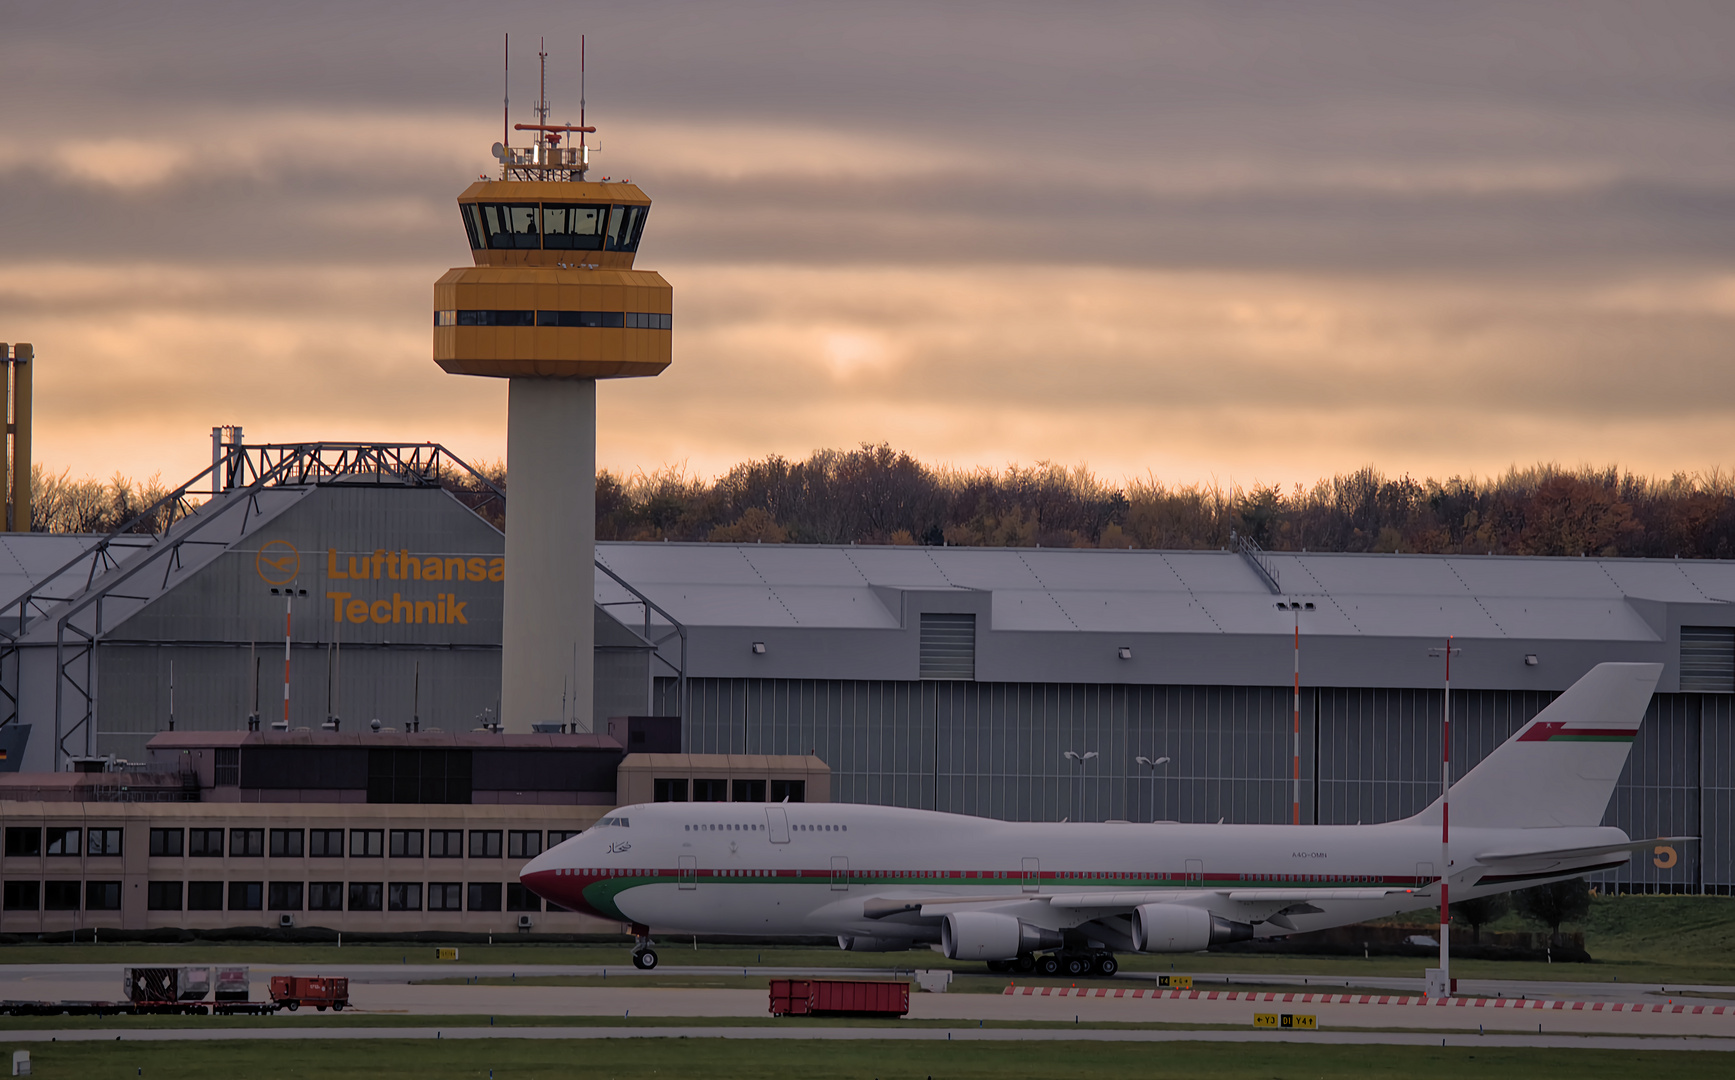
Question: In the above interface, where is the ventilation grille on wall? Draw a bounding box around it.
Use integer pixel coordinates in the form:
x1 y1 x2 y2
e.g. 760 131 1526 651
1680 626 1735 692
920 613 976 681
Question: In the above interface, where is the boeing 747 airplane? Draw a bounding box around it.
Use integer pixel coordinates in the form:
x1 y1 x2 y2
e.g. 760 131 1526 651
522 662 1681 974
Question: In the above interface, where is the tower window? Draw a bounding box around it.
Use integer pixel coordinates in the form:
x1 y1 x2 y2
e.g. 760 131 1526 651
476 203 542 249
542 204 609 250
606 204 649 252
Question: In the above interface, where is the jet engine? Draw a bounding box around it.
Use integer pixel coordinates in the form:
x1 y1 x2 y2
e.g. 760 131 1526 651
940 911 1063 961
837 935 916 952
1131 904 1255 952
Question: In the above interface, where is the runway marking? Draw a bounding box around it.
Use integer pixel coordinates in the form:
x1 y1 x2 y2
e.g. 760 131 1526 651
1001 986 1732 1014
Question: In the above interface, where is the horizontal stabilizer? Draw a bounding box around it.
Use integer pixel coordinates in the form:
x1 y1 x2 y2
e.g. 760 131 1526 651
1474 836 1696 864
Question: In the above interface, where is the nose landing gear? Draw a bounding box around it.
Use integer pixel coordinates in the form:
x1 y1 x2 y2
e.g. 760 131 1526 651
631 932 659 970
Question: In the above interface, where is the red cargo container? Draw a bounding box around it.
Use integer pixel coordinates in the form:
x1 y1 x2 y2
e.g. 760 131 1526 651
268 976 350 1012
768 979 909 1017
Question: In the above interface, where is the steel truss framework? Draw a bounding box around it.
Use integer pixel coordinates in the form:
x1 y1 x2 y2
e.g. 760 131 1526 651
0 443 521 767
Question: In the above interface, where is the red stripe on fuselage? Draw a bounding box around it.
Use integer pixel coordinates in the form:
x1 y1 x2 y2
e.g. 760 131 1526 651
1518 721 1638 742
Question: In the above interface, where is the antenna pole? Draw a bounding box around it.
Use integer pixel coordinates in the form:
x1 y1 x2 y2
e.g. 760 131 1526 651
580 34 586 150
537 37 549 136
503 33 510 153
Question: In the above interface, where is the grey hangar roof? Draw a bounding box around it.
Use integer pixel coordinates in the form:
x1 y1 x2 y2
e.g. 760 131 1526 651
595 543 1735 693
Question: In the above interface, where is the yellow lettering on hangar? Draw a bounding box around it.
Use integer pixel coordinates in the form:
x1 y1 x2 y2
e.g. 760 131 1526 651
326 592 469 626
326 549 504 582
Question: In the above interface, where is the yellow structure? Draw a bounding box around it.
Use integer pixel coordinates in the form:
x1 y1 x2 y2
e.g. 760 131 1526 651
433 182 671 379
432 58 672 734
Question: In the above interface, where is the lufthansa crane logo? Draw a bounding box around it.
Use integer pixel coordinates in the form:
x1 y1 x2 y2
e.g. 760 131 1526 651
256 541 301 586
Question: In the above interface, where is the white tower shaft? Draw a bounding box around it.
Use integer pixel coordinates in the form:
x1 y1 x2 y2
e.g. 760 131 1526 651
501 376 596 732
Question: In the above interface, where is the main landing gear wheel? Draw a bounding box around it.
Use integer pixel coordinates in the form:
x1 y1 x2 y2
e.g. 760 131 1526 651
1015 954 1036 973
1094 955 1118 977
1037 954 1062 977
633 948 659 970
985 960 1012 974
1063 955 1090 977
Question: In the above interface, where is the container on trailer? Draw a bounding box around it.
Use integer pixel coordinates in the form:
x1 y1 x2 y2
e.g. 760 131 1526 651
214 966 250 1002
177 966 212 1001
123 967 179 1004
768 979 908 1017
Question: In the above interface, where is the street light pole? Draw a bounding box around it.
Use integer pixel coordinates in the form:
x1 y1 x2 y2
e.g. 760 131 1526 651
1063 750 1098 822
1135 755 1171 823
1428 637 1461 996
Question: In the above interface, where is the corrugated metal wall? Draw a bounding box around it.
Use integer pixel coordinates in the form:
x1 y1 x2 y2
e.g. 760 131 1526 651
665 676 1735 893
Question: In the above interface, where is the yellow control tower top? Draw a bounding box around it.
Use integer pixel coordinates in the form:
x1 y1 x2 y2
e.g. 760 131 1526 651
433 54 671 380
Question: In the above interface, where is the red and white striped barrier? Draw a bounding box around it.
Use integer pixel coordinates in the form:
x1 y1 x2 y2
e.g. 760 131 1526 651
1000 985 1732 1014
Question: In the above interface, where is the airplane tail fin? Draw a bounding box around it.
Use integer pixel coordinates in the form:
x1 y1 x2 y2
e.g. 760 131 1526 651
1400 661 1661 830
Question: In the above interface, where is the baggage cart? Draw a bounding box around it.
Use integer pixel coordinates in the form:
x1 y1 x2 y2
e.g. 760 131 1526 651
269 975 350 1012
768 978 909 1017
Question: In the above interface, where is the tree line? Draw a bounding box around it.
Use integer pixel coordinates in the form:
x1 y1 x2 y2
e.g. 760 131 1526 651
30 447 1735 559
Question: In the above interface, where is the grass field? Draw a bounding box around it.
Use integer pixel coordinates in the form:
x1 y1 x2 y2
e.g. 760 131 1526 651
2 1038 1732 1079
1 896 1729 985
3 1041 1735 1080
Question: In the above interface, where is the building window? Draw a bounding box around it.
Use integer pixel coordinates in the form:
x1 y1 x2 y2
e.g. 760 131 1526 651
189 829 225 857
269 829 304 858
693 779 727 802
150 828 184 857
214 748 240 786
468 831 502 859
2 881 39 911
428 830 464 858
268 882 304 911
44 880 80 910
427 883 462 911
388 882 422 911
366 747 472 805
919 612 976 680
347 882 383 912
87 829 123 857
731 779 766 803
467 882 502 912
186 881 224 911
86 881 121 911
506 883 542 912
230 829 265 857
653 778 689 802
1682 626 1735 692
546 830 581 847
147 881 183 911
44 827 81 856
309 830 344 857
349 830 384 858
507 831 542 859
307 882 343 911
228 881 263 911
389 830 423 858
770 780 805 803
4 828 41 857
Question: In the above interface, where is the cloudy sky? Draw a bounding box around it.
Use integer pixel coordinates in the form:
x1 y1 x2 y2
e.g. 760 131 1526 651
2 1 1732 490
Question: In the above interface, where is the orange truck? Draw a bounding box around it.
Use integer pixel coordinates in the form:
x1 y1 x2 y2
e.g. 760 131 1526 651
268 976 350 1012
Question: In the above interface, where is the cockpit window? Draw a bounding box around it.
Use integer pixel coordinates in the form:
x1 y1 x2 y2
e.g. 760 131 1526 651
606 204 648 252
542 204 609 251
477 204 541 249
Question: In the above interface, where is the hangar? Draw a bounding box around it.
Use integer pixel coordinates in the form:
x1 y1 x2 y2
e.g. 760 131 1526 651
0 440 1729 902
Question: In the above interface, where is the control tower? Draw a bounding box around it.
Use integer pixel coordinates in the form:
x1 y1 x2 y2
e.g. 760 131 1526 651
434 50 671 733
